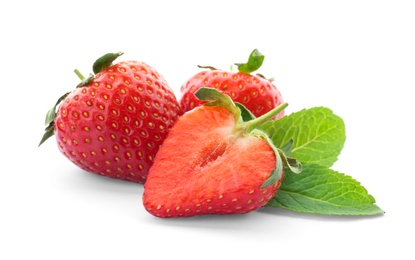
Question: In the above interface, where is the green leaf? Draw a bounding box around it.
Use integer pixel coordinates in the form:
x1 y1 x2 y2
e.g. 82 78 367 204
44 91 70 125
260 107 346 168
38 126 54 146
235 49 265 74
266 163 384 216
277 148 302 174
44 106 57 126
92 52 124 74
195 87 241 121
39 91 70 147
235 102 256 122
250 129 284 189
75 72 94 88
279 139 293 156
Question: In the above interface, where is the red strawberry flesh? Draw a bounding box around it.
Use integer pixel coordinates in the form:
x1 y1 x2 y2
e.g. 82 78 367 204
142 105 282 218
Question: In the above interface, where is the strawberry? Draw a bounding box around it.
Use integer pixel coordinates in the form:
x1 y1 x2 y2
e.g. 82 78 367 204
180 49 285 119
39 52 181 183
142 88 301 218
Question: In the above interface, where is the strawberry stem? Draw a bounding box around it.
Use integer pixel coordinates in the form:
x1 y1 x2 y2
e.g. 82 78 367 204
74 69 85 80
241 102 288 133
74 69 94 88
197 65 219 70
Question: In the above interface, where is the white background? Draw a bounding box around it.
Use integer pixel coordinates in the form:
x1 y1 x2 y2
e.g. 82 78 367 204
1 0 414 259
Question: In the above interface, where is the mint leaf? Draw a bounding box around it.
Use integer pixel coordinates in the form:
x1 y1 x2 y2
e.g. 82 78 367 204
266 164 384 216
260 107 346 167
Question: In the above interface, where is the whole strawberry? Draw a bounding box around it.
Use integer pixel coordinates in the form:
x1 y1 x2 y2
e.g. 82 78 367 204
143 88 301 218
180 49 285 119
39 52 181 183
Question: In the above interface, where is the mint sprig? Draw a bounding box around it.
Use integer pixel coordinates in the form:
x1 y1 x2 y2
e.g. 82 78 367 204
266 163 384 216
260 106 383 216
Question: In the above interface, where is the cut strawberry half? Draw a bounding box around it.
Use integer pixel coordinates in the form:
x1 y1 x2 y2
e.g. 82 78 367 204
142 88 301 218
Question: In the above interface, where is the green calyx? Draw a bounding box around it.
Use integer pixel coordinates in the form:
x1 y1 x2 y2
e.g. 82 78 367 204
235 49 265 74
196 49 265 74
77 52 124 88
39 52 123 146
195 87 241 121
194 87 302 188
38 91 71 146
93 52 124 74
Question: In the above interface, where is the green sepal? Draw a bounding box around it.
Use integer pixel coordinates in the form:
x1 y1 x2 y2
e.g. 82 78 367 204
257 136 302 188
92 52 124 74
75 72 94 88
44 107 57 127
195 87 241 121
278 138 303 174
262 163 283 189
235 49 265 74
38 127 54 146
277 148 302 174
251 129 284 188
235 102 256 122
280 139 293 156
39 91 70 146
44 91 70 126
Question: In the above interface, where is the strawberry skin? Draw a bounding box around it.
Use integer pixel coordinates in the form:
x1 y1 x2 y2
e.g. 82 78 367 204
142 103 284 218
49 58 181 183
180 49 285 119
180 70 285 119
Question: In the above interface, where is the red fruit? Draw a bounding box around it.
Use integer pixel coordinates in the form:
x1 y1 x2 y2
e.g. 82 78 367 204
39 52 181 183
143 88 299 218
180 49 285 119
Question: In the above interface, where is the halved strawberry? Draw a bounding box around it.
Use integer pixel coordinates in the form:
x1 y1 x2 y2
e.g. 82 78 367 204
39 52 181 183
142 88 301 218
180 49 285 119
